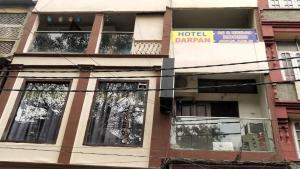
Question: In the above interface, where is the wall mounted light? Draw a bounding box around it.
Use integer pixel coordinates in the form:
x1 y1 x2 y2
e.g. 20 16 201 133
47 16 52 23
68 17 73 22
58 17 64 23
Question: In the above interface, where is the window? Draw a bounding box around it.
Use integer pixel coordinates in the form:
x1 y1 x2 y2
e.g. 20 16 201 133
269 0 300 8
85 81 147 146
176 101 239 117
293 122 300 158
0 13 26 57
198 79 258 94
277 41 300 80
3 82 69 143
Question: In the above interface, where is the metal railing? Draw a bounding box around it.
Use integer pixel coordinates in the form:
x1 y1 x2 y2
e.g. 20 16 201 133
171 117 274 152
99 32 133 54
132 40 162 55
269 0 300 8
28 31 90 53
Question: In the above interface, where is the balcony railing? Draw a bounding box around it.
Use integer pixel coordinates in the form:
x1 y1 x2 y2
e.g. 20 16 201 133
99 32 162 55
132 40 162 55
269 0 300 8
171 117 274 152
28 31 90 53
99 32 133 54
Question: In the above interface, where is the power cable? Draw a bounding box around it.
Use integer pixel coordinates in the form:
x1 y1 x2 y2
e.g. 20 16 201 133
0 66 298 79
1 79 299 92
5 56 300 73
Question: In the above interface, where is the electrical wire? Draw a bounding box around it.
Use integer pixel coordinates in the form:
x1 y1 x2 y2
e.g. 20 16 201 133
1 79 298 92
4 56 300 73
2 4 299 168
0 66 298 79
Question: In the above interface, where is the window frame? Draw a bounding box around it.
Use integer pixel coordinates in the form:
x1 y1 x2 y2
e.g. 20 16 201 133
278 51 300 81
292 121 300 158
1 79 72 144
83 79 149 147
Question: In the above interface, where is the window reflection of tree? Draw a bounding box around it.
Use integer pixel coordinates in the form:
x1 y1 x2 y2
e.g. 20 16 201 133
6 82 69 143
86 82 146 146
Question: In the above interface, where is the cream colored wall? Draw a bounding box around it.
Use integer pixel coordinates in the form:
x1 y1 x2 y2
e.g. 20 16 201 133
12 57 163 67
0 7 29 13
0 71 78 163
134 15 164 41
171 0 257 8
171 42 268 73
70 71 157 168
34 0 168 12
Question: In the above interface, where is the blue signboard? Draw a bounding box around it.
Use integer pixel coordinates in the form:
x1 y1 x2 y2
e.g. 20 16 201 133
214 30 258 43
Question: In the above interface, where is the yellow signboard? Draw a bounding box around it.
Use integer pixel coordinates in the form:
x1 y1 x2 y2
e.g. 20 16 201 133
171 31 214 43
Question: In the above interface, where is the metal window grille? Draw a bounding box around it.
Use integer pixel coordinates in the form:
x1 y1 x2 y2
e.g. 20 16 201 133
0 13 26 25
284 0 294 7
270 0 280 8
0 13 26 40
269 0 300 8
0 41 15 56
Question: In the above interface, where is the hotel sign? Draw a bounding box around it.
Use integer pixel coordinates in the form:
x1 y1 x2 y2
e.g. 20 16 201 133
172 30 257 43
172 31 214 43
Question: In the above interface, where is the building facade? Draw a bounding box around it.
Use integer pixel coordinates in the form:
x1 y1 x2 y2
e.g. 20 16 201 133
259 0 300 166
0 0 35 93
0 0 298 169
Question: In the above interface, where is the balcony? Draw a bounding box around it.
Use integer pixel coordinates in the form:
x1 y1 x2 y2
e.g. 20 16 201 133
171 9 268 73
269 0 300 8
99 32 162 55
171 117 274 152
28 31 90 53
99 32 133 54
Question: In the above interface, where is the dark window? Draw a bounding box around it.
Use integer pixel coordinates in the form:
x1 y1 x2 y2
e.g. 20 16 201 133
85 81 147 146
198 79 257 93
4 82 69 144
176 101 239 117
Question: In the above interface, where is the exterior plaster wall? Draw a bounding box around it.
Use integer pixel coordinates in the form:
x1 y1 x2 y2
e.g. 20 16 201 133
0 71 79 163
70 71 157 168
0 8 29 13
174 75 269 118
171 42 268 73
262 10 300 22
134 15 164 41
34 0 168 12
276 83 298 101
11 57 163 67
171 0 257 8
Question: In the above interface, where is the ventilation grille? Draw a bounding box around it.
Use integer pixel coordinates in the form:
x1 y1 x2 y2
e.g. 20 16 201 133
132 40 162 55
0 26 22 39
0 41 15 56
0 13 26 25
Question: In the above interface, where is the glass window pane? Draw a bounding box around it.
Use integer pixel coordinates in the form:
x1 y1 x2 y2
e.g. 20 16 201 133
6 82 69 143
86 82 147 146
